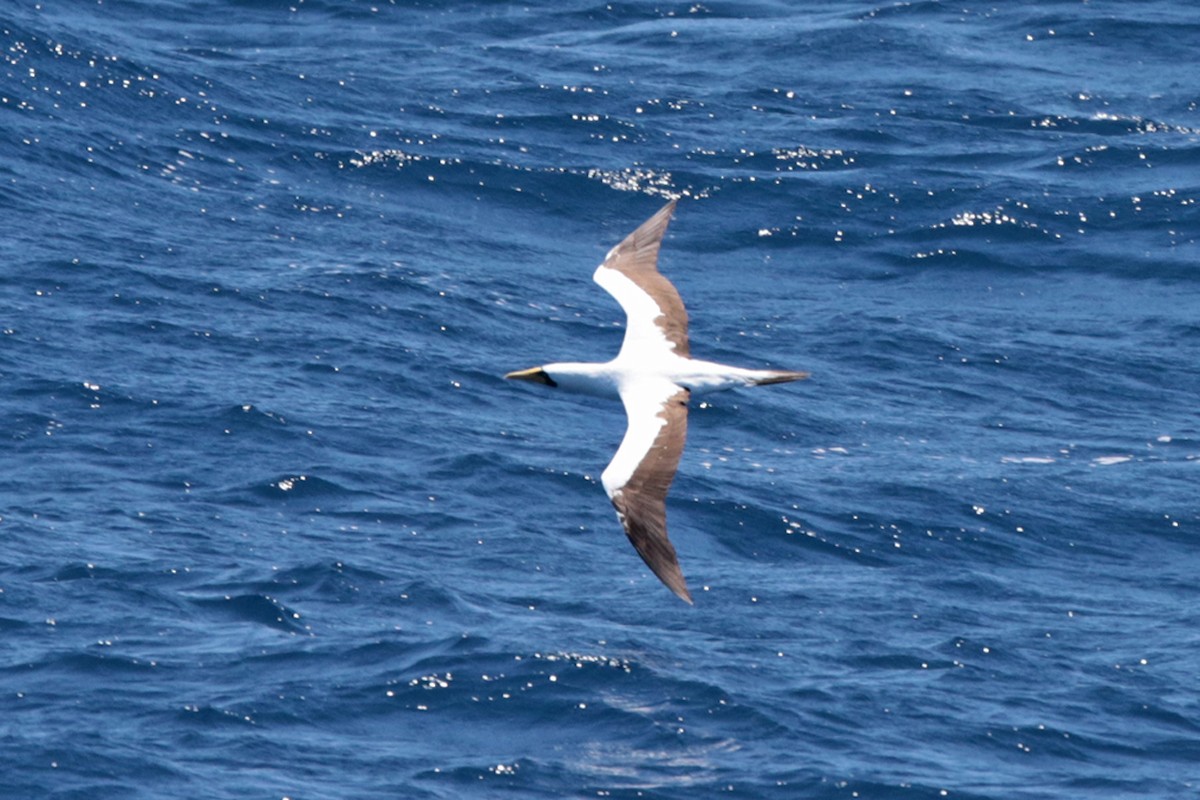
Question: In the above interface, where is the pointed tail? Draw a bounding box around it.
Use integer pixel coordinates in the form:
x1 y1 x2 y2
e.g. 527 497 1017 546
749 370 810 386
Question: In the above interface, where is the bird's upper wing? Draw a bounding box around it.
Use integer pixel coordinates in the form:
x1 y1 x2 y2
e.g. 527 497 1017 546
592 199 690 358
600 377 692 603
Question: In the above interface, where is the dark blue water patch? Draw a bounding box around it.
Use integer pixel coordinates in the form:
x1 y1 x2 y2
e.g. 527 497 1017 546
244 472 348 499
211 402 302 439
186 592 309 635
265 559 391 598
0 739 188 800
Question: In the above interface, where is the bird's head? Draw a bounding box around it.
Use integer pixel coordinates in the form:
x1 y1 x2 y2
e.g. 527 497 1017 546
504 366 558 388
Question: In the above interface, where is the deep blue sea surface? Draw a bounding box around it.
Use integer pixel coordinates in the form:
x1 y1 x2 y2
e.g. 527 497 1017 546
3 1 1199 797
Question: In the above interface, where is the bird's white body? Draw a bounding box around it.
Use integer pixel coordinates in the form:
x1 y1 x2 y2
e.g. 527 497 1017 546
541 358 792 398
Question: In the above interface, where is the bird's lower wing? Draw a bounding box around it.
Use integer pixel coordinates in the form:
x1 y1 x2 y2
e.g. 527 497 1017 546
600 379 692 603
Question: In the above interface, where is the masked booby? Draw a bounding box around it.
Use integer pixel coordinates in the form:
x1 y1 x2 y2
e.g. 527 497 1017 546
506 200 808 603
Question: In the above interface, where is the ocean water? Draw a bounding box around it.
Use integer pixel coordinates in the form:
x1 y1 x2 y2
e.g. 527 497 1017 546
2 0 1199 797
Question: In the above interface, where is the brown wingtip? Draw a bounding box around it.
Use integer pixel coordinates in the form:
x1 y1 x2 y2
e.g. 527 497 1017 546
626 517 694 605
656 563 694 605
675 583 695 605
611 495 695 605
643 198 678 236
640 198 677 234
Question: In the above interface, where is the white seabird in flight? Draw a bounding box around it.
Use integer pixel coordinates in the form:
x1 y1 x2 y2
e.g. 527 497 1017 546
506 200 808 603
